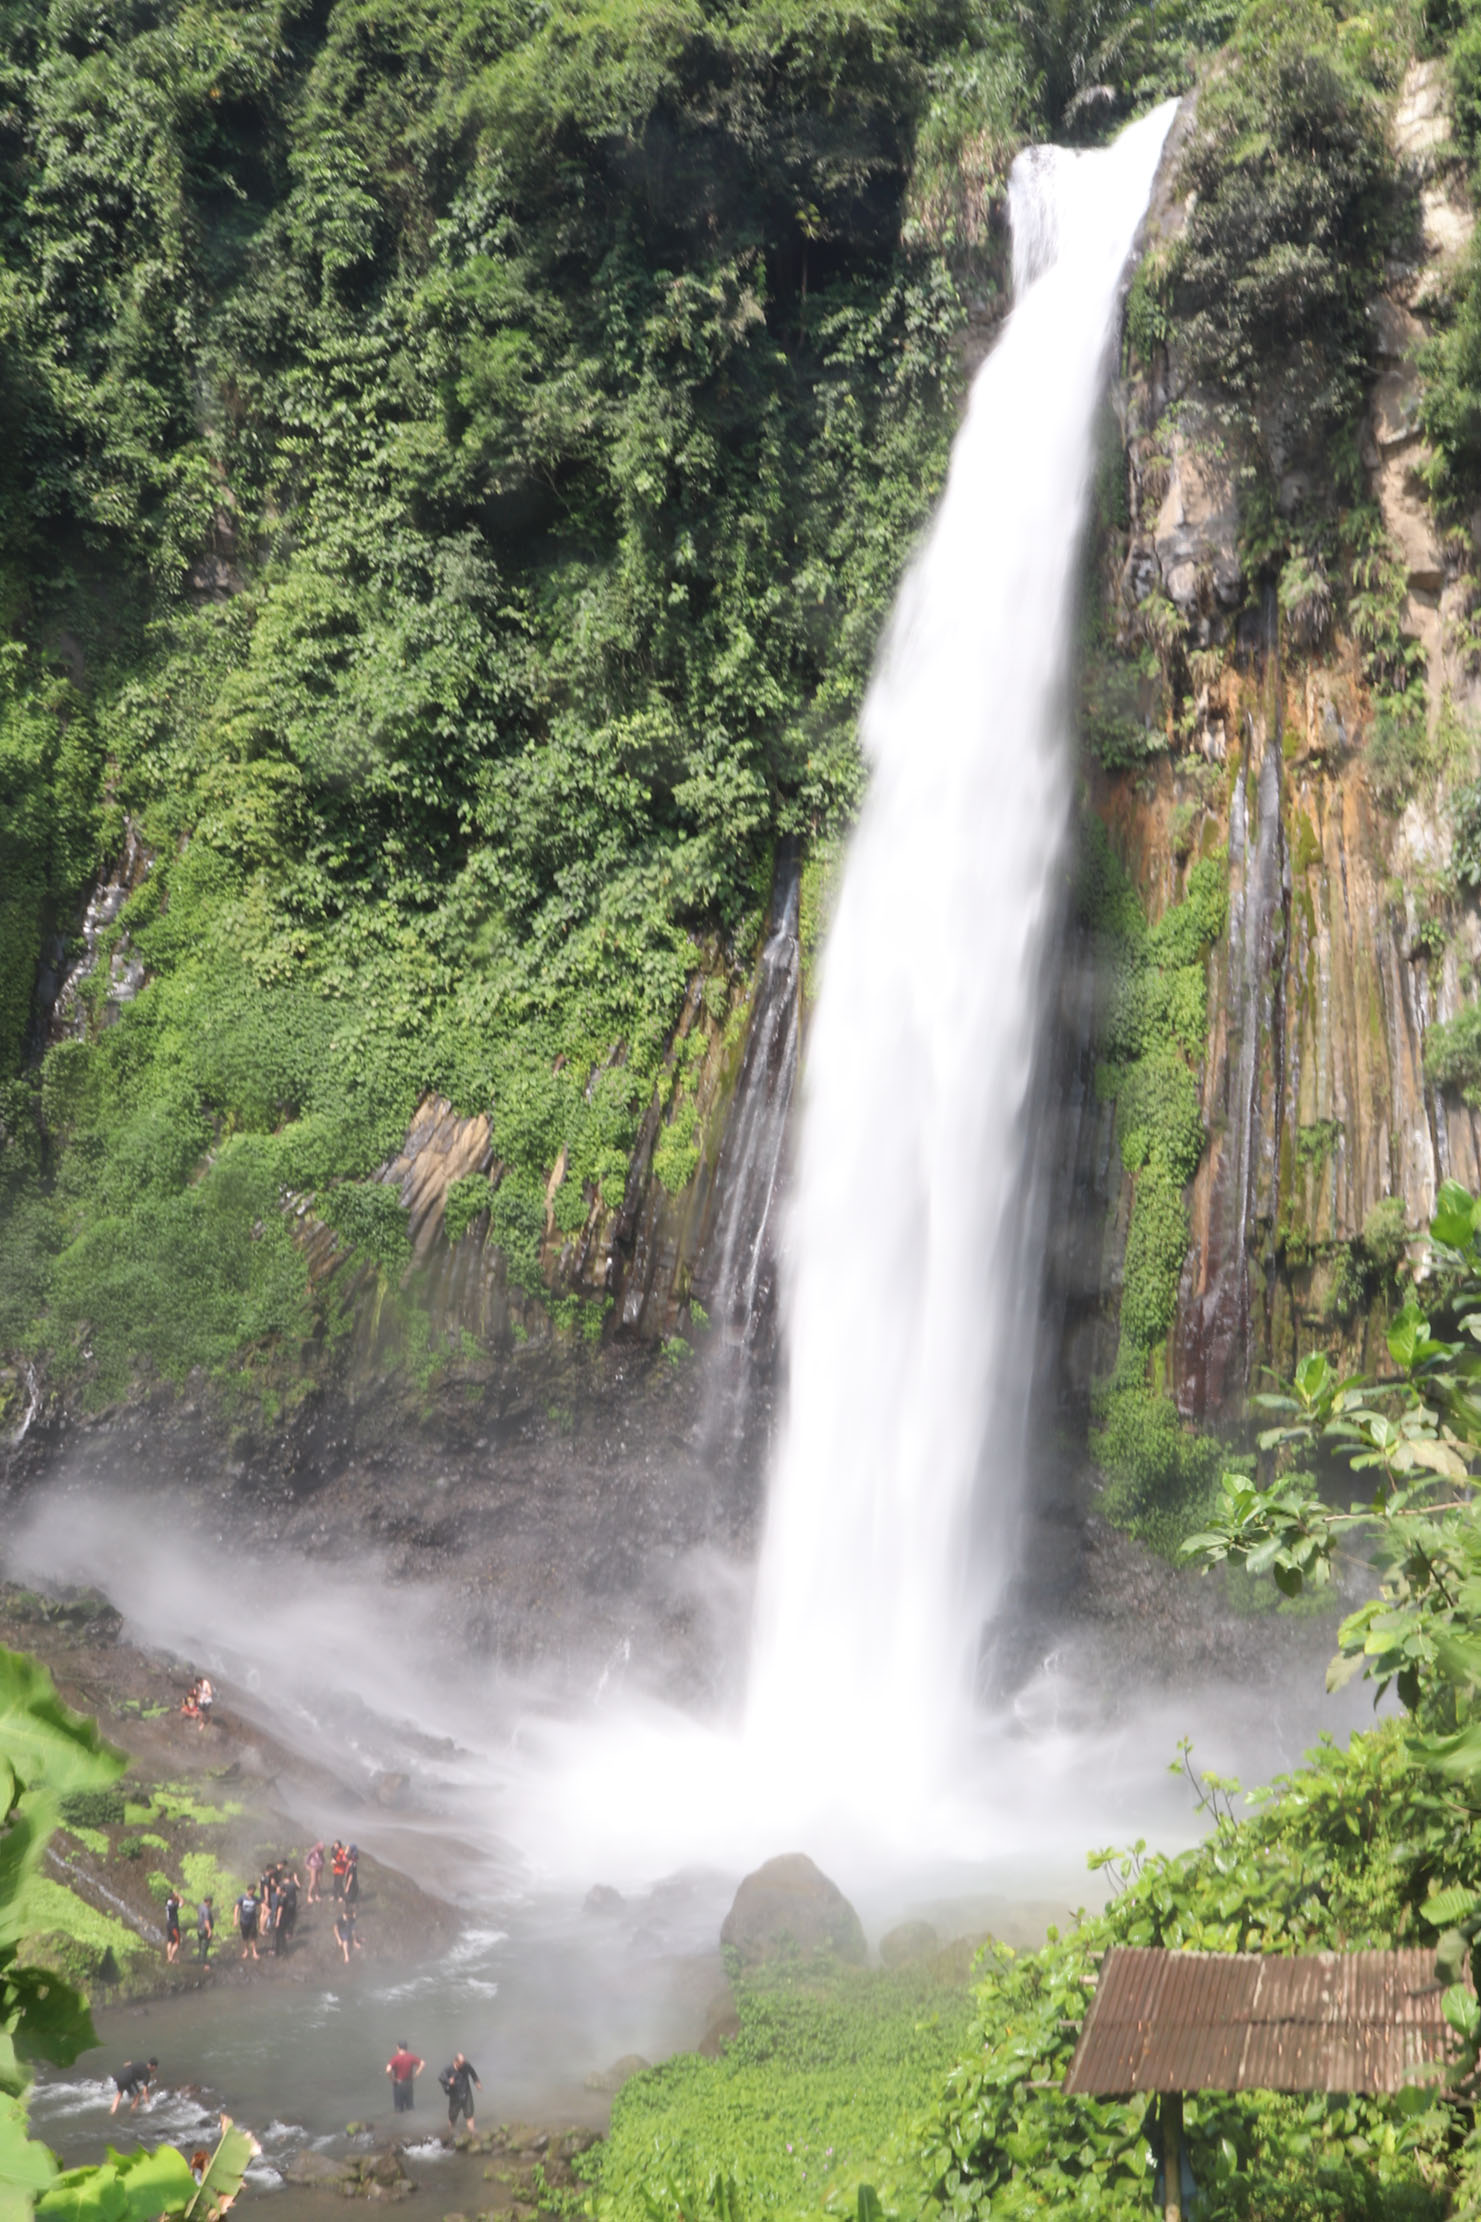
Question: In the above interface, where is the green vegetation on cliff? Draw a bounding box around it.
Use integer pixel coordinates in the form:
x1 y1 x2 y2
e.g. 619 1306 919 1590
1079 822 1228 1552
0 0 1001 1396
0 0 1274 1404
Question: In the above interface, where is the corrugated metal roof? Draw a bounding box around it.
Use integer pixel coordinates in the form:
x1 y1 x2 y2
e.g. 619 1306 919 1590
1063 1947 1462 2096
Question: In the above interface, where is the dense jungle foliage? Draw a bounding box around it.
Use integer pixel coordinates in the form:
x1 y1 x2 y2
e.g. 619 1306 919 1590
0 0 1271 1406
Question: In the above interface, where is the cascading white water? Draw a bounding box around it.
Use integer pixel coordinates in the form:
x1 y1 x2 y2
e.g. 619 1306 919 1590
744 101 1178 1808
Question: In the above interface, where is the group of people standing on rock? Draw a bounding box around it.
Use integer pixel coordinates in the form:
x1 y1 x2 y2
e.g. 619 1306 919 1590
163 1890 220 1966
385 2042 482 2134
236 1861 302 1960
309 1838 363 1961
161 1842 372 1970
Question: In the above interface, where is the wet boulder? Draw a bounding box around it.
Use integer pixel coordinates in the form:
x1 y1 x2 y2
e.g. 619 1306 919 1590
583 2054 651 2094
719 1854 866 1969
282 2151 357 2189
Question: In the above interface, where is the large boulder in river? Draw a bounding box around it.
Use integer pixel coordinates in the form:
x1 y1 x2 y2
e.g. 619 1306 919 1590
720 1854 867 1968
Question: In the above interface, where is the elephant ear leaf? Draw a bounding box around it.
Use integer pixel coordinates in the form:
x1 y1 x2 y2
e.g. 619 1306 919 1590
0 2089 59 2207
38 2143 191 2222
9 1968 97 2074
0 1651 124 1799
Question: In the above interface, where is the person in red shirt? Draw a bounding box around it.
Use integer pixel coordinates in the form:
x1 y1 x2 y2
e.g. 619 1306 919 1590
385 2040 424 2114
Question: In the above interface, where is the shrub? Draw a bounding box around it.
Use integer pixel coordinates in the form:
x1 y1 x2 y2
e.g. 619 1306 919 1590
319 1181 411 1276
443 1172 491 1247
59 1787 126 1830
1173 5 1394 456
1426 1002 1481 1104
1362 1195 1409 1275
1278 549 1333 648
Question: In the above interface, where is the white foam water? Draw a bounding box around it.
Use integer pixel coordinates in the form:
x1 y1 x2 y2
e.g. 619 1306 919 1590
743 100 1180 1811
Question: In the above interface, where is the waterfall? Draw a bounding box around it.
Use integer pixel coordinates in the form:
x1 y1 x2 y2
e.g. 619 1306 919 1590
744 102 1178 1806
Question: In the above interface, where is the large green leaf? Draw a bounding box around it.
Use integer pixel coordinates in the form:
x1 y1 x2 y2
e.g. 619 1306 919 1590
0 1803 56 1952
182 2121 259 2222
0 2089 58 2202
1432 1180 1481 1252
0 1656 124 1802
7 1966 98 2073
37 2144 194 2222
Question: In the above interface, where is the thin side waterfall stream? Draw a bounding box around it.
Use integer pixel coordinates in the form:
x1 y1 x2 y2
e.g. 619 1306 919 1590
744 100 1179 1806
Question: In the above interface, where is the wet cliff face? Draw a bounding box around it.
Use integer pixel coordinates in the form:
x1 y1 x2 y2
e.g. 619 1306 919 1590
3 866 802 1692
1064 62 1481 1428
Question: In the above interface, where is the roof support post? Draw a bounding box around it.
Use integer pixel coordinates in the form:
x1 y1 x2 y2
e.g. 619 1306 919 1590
1162 2090 1183 2222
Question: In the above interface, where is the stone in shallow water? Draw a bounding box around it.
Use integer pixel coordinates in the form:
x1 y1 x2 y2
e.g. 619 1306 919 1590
719 1853 867 1968
281 2150 356 2188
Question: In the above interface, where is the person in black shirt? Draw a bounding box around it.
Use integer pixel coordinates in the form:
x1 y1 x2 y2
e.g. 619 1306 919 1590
237 1887 261 1961
276 1872 299 1952
110 2059 158 2114
164 1892 182 1963
439 2053 482 2134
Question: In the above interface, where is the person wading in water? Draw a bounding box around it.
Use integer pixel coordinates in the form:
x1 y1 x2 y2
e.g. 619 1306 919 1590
111 2060 158 2114
386 2041 424 2114
438 2054 482 2137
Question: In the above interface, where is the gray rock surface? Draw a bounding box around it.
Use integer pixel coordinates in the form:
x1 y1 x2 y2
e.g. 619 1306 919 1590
719 1853 867 1968
583 2053 651 2094
282 2150 356 2188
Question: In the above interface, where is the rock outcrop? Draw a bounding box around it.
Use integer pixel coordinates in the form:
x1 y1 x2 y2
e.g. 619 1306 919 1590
719 1853 867 1968
1059 61 1481 1422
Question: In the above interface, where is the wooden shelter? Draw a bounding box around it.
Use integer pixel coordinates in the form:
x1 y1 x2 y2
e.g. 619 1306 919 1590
1063 1947 1462 2221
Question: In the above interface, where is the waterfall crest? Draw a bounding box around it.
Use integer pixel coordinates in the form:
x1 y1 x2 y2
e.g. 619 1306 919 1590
744 102 1178 1805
